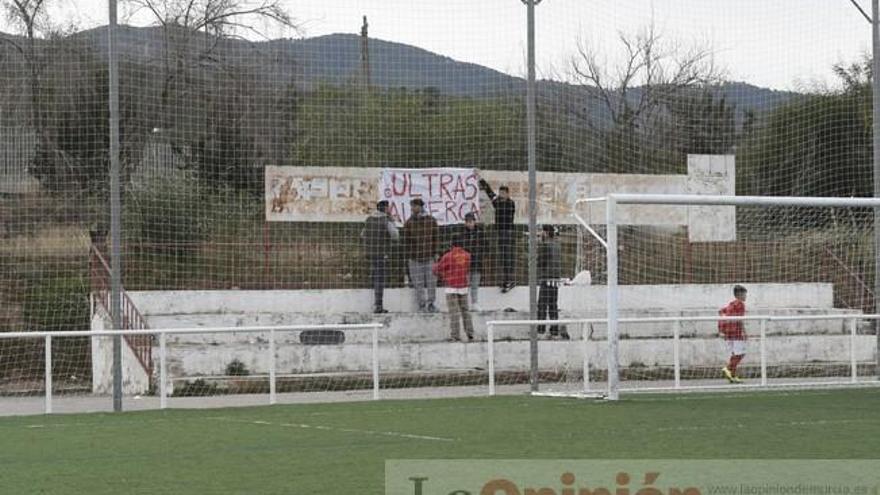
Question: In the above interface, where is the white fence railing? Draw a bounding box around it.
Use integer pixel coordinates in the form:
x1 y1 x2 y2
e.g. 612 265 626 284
2 315 878 415
0 323 382 414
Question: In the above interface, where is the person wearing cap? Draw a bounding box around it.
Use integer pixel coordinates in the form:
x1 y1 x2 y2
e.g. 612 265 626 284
361 200 399 313
538 224 569 339
461 212 484 311
403 198 439 312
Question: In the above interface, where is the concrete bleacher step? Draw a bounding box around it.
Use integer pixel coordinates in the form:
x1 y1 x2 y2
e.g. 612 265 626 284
159 335 878 379
149 310 533 345
130 283 839 317
146 306 863 346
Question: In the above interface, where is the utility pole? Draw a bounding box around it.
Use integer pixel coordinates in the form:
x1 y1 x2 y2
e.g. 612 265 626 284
359 16 372 163
108 0 123 411
872 0 880 379
854 0 880 379
361 16 371 89
522 0 542 392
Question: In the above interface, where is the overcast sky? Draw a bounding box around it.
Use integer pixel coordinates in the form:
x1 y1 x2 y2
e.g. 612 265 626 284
12 0 876 91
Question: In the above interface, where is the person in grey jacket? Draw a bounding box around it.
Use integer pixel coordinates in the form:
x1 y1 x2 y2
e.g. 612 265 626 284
538 224 569 339
461 212 484 310
362 200 399 313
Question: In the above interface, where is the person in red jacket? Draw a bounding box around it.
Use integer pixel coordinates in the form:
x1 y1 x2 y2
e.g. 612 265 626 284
433 237 474 342
719 285 748 383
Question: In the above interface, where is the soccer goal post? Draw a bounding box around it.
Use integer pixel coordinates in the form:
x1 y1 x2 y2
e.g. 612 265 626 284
572 193 880 400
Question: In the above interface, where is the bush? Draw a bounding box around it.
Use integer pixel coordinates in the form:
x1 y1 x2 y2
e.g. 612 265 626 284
225 359 250 376
125 173 207 255
22 274 89 332
16 273 92 379
173 379 221 397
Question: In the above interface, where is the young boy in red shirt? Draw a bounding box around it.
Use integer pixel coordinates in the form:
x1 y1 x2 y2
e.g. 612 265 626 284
433 237 474 342
719 285 748 383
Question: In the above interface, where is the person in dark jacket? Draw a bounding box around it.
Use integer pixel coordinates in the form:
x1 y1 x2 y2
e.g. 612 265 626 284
361 200 399 313
479 179 516 292
461 212 484 310
403 198 439 312
538 224 569 339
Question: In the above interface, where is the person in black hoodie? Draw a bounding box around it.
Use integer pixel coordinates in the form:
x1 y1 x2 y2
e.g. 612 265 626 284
461 212 484 311
479 179 516 293
361 200 399 313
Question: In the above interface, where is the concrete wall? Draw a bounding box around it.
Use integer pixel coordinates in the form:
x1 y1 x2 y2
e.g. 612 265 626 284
158 335 877 381
145 307 858 346
90 312 151 395
128 283 835 317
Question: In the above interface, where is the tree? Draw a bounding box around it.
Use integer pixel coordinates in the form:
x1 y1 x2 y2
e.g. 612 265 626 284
571 23 726 173
831 54 872 136
738 56 872 198
125 0 293 37
29 45 107 192
1 0 51 76
289 84 527 171
189 91 260 190
2 0 57 167
124 0 296 110
123 0 298 191
0 1 120 193
664 89 737 155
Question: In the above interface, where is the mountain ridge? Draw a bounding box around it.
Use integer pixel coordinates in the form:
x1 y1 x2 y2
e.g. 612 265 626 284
2 25 796 119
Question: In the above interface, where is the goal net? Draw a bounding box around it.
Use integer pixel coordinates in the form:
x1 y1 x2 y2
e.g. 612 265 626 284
552 194 880 400
2 0 879 413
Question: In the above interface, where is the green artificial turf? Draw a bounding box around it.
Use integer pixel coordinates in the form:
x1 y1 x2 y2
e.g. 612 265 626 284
0 388 878 494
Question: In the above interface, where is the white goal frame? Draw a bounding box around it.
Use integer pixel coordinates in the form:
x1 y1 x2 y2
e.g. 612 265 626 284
486 313 880 401
574 193 880 400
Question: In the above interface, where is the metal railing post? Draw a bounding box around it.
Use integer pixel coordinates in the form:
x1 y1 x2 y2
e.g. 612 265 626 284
44 335 52 414
159 332 167 409
488 323 495 396
760 319 768 386
673 319 681 389
582 322 590 393
269 329 277 405
372 325 380 400
850 318 859 383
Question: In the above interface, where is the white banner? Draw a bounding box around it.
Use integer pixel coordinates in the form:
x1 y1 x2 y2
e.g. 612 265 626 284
379 168 480 226
264 156 735 241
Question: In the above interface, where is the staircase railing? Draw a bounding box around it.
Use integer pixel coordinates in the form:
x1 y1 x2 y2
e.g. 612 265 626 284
89 245 153 379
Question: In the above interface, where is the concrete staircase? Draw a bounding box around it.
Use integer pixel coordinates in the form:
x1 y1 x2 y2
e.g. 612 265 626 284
88 283 875 394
